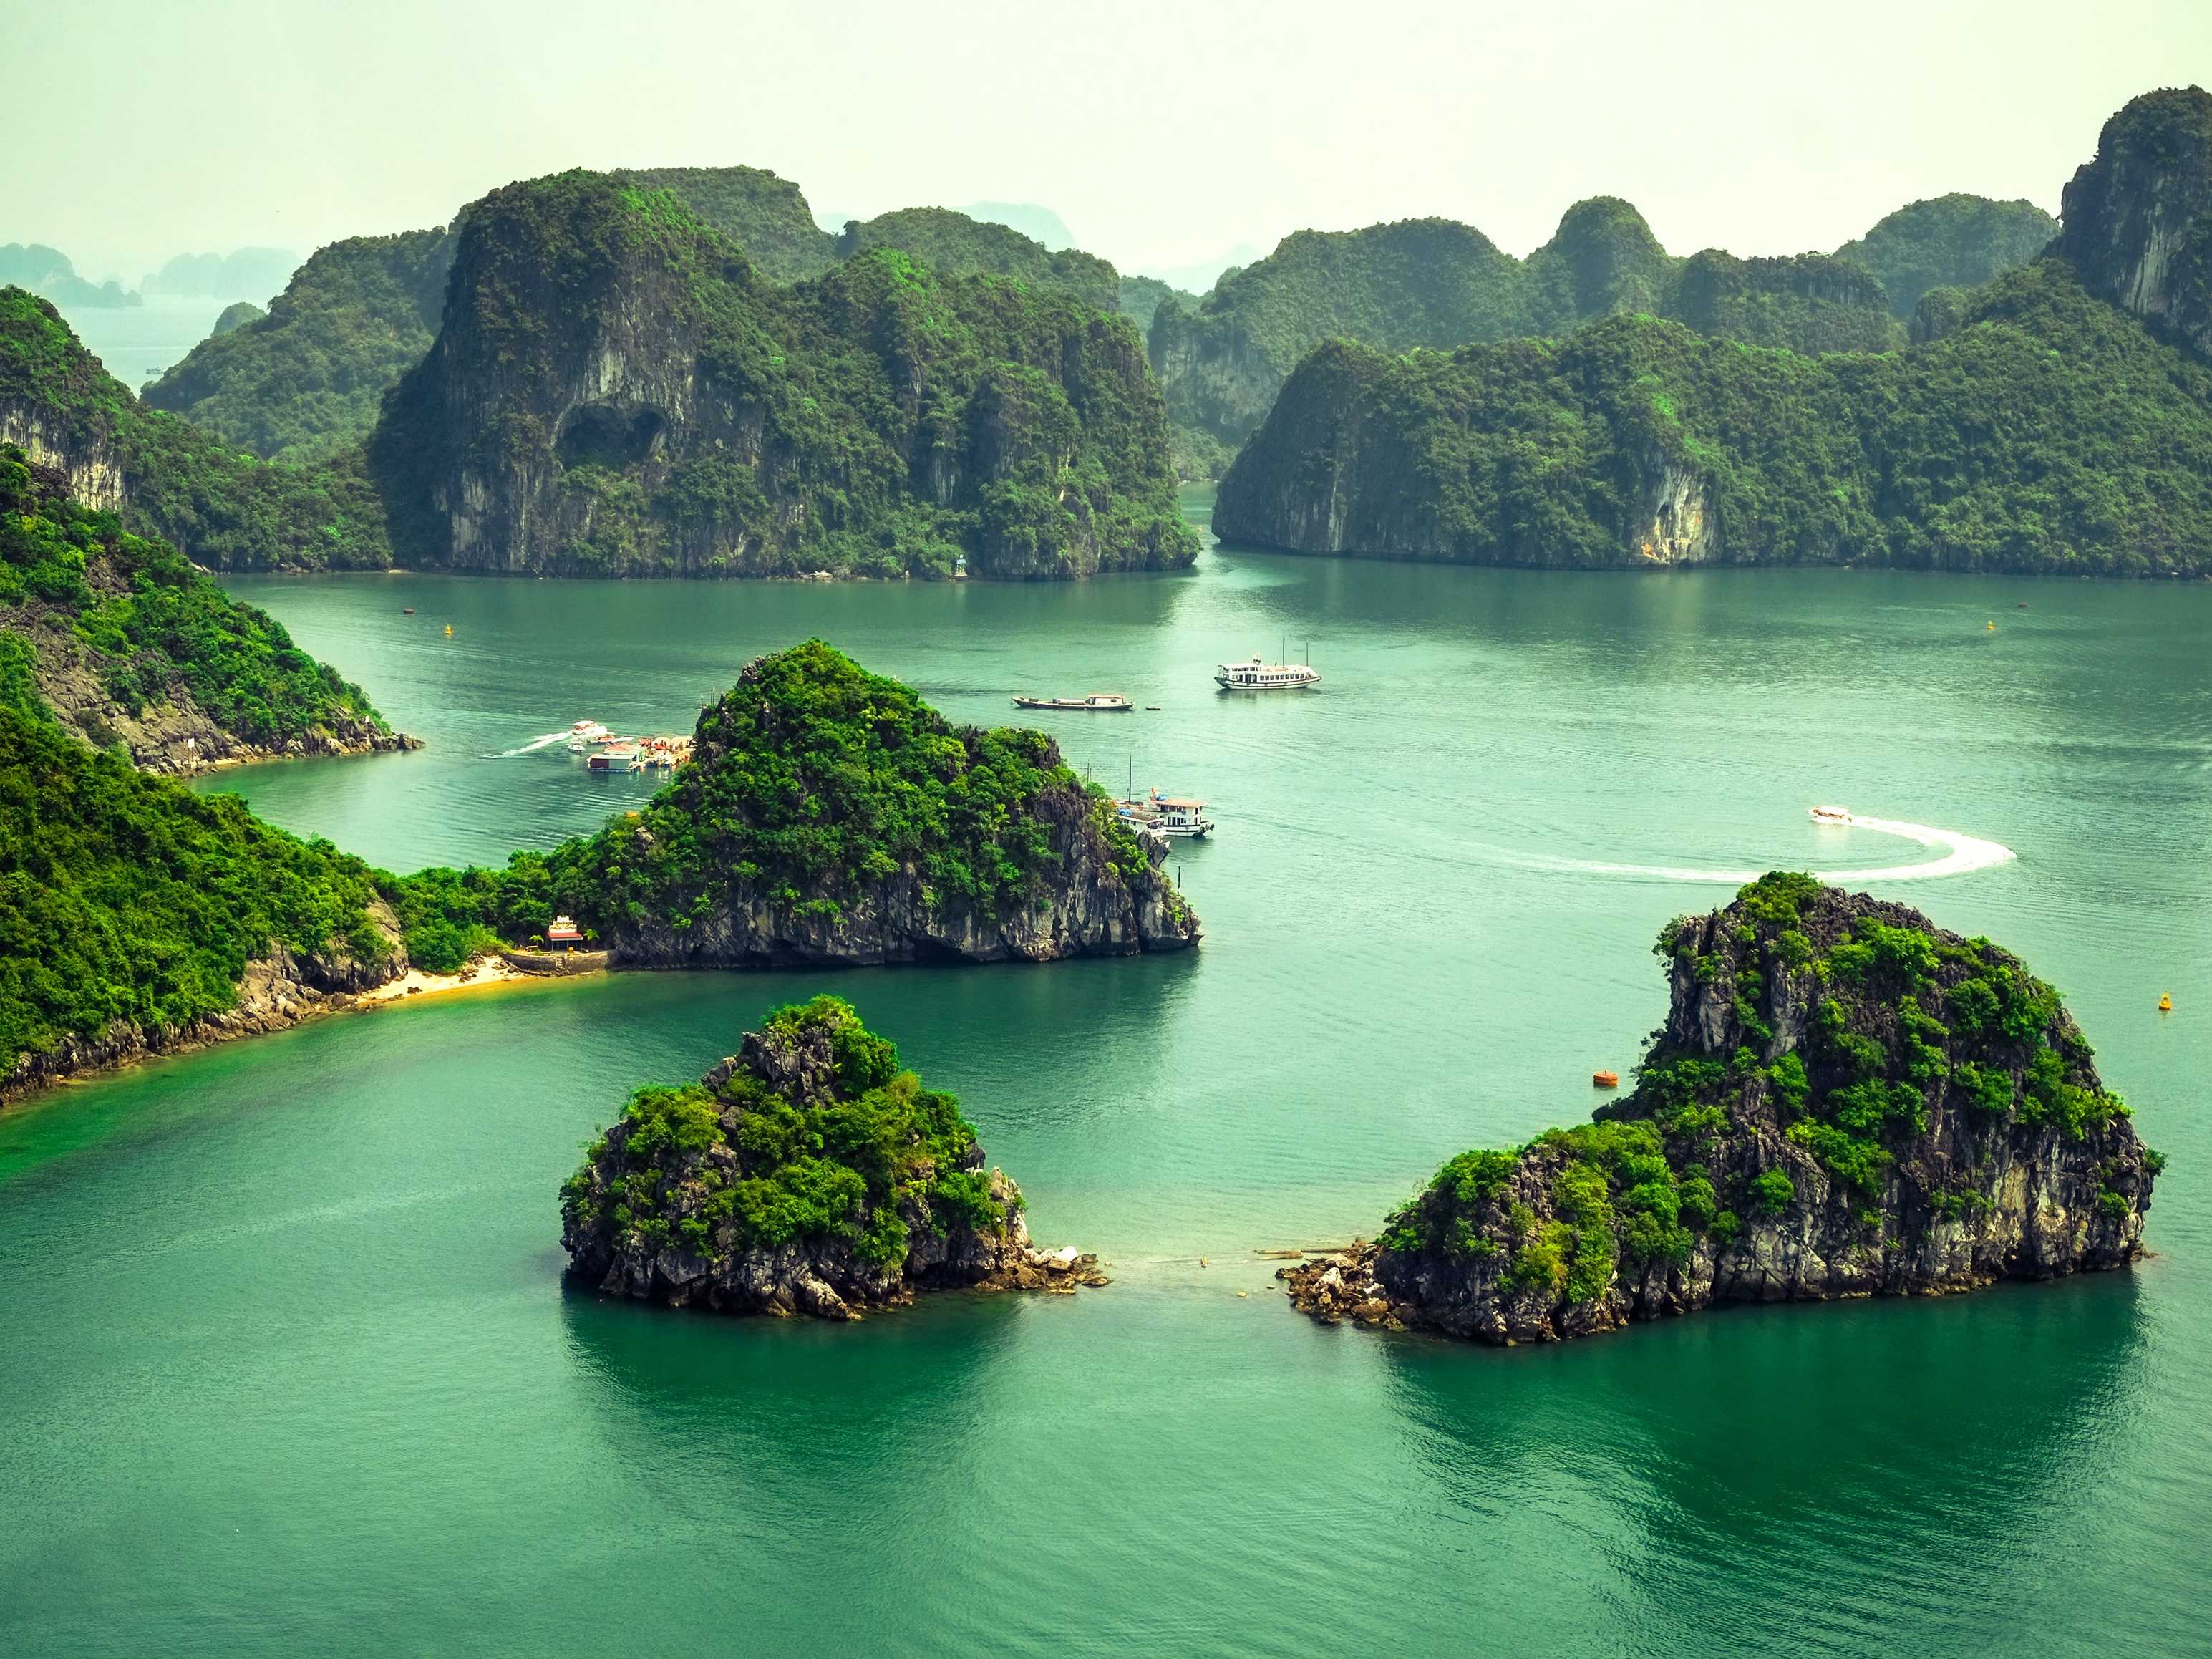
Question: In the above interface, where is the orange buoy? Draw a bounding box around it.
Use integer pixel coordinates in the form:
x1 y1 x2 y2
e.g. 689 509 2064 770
2159 994 2173 1012
1592 1070 1621 1089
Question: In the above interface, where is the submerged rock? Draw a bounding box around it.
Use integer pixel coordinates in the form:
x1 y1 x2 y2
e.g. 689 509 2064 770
1291 875 2160 1345
560 996 1107 1319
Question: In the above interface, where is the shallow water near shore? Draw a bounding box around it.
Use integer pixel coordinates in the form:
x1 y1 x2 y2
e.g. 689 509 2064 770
5 490 2212 1655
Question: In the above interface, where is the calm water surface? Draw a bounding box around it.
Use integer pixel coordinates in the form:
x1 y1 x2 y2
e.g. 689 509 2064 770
5 492 2210 1654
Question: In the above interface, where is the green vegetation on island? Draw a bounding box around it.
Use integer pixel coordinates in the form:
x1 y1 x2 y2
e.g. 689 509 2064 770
1835 194 2057 317
1290 874 2158 1343
0 640 1195 1095
1216 258 2212 574
142 228 457 462
0 704 396 1088
1148 205 1928 455
0 442 395 758
835 205 1120 312
560 992 1107 1317
612 165 841 284
1150 190 2067 464
387 640 1194 969
1 286 392 570
1116 274 1199 334
561 995 1012 1283
372 173 1191 578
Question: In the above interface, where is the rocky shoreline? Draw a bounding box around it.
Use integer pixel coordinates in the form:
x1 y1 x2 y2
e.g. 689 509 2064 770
561 998 1110 1321
18 607 417 775
0 929 538 1109
0 911 407 1106
1283 877 2158 1348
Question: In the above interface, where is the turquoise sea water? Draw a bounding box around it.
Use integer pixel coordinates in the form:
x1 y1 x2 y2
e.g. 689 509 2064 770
4 491 2210 1654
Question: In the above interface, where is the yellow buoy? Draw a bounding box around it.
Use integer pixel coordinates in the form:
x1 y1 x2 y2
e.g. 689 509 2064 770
1987 620 1995 631
2160 993 2173 1012
443 624 453 637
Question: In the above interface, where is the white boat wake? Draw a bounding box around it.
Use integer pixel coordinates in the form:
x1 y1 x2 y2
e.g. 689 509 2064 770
496 730 575 757
1487 813 2017 886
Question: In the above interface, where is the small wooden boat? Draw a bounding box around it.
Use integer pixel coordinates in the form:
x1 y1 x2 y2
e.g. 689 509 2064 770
1012 693 1132 712
1592 1070 1621 1088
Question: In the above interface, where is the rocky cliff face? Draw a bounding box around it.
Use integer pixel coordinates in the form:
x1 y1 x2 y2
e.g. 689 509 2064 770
0 400 123 512
2052 85 2212 359
603 765 1198 968
1289 877 2157 1345
372 172 1191 579
559 997 1107 1319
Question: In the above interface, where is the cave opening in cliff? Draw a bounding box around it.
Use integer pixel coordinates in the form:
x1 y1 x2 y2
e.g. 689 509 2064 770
556 403 667 471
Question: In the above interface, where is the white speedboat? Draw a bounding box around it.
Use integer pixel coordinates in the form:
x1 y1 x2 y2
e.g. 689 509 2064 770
566 720 611 752
1809 804 1853 825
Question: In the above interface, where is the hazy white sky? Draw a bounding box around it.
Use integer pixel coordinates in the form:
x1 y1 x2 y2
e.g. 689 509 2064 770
6 0 2208 284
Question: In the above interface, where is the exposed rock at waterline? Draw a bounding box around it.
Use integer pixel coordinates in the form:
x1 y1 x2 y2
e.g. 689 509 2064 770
1289 876 2157 1345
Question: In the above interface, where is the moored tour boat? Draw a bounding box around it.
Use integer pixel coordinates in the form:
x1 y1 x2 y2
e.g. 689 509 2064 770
1120 788 1213 838
1214 656 1320 692
1012 693 1134 712
588 745 644 773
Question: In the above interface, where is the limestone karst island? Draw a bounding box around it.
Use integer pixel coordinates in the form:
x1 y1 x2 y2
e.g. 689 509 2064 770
3 7 2208 1654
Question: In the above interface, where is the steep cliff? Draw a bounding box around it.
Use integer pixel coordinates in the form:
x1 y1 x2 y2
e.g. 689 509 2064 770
145 168 842 464
372 173 1191 579
1289 876 2158 1345
559 995 1106 1319
2051 85 2212 359
1216 252 2212 574
1835 194 2057 317
142 228 457 461
388 641 1201 969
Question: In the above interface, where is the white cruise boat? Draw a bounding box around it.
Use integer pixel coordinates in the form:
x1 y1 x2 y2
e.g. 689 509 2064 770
566 720 611 752
1809 804 1853 825
1120 789 1213 838
1215 655 1321 691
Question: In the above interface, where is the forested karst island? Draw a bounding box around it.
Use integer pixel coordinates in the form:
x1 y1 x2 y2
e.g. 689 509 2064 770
390 641 1198 969
16 172 1193 581
1289 875 2160 1343
369 173 1191 578
562 995 1107 1319
1146 193 2053 459
1216 87 2212 574
0 640 1196 1099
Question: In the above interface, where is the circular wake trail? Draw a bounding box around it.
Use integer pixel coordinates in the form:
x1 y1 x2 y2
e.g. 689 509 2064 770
1484 814 2016 886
